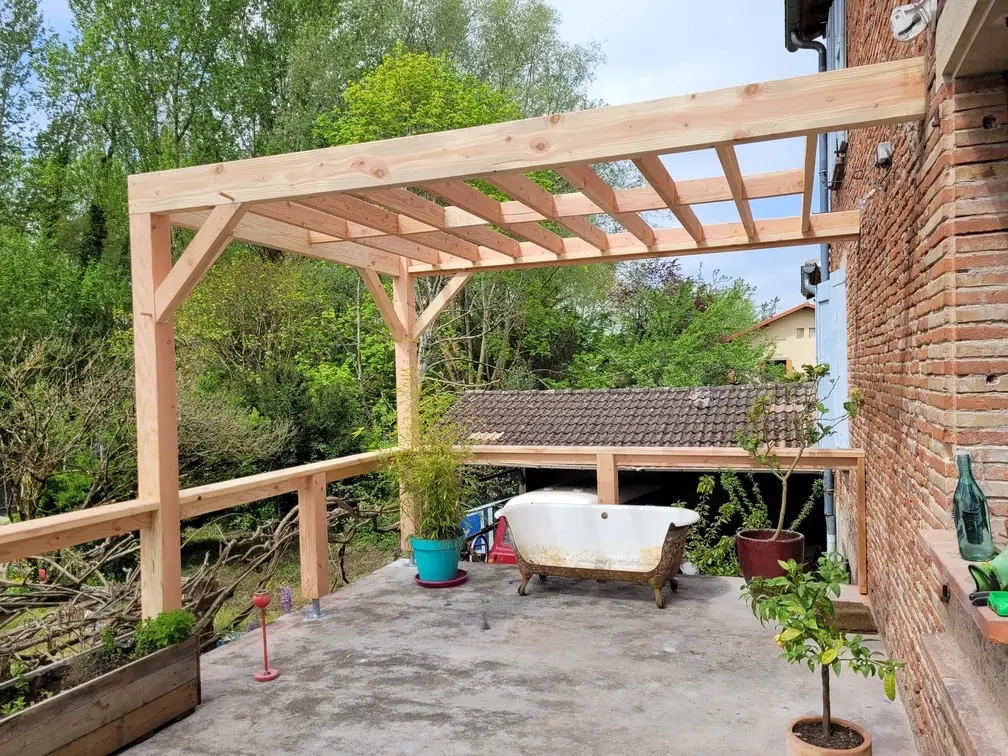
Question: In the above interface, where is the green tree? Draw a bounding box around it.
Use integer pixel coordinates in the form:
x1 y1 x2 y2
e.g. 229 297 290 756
560 260 776 388
316 42 522 144
0 0 46 211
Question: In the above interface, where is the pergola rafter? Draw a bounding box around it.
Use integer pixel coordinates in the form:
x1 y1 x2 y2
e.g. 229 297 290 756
120 56 925 615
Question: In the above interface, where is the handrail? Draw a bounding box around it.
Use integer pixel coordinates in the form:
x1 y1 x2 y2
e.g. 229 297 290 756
464 445 864 472
0 499 158 563
179 449 392 519
0 450 393 563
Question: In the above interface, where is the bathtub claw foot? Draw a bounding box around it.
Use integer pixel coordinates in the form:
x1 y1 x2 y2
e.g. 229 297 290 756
518 575 531 596
648 577 666 609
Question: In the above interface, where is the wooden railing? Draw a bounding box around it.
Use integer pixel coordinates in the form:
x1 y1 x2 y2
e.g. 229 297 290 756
0 450 390 600
0 444 868 608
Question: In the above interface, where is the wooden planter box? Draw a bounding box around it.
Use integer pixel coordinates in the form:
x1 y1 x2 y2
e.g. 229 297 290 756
0 636 200 755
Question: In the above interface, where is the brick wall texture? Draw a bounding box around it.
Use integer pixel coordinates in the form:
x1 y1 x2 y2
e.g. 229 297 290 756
831 2 1008 754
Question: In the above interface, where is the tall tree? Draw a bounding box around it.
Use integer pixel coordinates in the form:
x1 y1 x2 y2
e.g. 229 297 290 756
560 260 779 388
317 45 614 392
0 0 45 212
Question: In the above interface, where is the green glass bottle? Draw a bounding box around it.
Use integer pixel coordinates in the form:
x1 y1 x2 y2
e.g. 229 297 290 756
953 453 996 562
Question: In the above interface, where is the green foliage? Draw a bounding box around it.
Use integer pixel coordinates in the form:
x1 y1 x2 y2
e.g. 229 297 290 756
555 262 776 389
0 658 30 718
100 625 117 656
736 364 864 539
742 555 903 735
132 610 196 659
686 472 822 576
317 43 522 144
686 472 766 576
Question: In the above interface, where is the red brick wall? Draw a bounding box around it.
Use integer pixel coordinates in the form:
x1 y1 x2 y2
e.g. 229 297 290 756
831 2 1008 754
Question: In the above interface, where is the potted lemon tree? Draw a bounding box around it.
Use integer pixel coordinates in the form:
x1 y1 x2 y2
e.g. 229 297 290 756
393 416 472 584
743 554 902 755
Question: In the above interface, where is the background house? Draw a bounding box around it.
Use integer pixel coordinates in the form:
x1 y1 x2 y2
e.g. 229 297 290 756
730 301 817 372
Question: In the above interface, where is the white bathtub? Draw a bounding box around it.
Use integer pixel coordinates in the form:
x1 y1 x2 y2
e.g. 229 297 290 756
497 487 699 573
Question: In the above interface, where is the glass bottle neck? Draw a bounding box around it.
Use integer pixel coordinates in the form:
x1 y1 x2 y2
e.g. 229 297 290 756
957 453 973 476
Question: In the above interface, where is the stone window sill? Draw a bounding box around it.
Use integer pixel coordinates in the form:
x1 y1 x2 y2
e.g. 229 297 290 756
921 527 1008 645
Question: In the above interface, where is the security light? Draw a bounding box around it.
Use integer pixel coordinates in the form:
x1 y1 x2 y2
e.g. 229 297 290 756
891 0 937 42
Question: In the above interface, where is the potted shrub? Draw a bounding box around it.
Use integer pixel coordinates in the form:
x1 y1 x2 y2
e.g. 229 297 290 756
735 364 862 580
0 609 199 754
743 554 902 755
685 471 822 577
392 416 472 583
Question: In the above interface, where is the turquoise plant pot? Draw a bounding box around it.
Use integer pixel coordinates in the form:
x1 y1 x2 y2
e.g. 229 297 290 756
411 537 461 583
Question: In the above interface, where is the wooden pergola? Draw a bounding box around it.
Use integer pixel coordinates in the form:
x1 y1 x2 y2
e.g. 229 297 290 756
1 57 925 618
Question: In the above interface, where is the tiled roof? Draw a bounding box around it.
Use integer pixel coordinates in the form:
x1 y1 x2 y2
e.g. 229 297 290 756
446 383 817 448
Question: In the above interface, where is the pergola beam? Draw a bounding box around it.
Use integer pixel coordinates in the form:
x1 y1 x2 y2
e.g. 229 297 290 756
409 210 860 275
528 169 803 219
169 209 401 275
423 180 568 255
413 274 473 339
486 173 610 250
301 195 474 264
128 57 926 214
358 270 406 341
360 187 523 259
715 145 756 240
632 155 705 242
801 135 817 232
557 164 656 247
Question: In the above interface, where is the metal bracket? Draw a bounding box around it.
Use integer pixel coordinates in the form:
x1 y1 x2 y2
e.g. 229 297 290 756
304 598 328 620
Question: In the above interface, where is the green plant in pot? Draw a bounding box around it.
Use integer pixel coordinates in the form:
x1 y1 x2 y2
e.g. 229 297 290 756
735 364 862 581
392 413 472 583
743 554 902 755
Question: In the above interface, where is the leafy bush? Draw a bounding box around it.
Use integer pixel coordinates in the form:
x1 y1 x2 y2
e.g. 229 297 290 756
742 554 903 740
132 610 196 659
685 471 822 576
0 660 29 718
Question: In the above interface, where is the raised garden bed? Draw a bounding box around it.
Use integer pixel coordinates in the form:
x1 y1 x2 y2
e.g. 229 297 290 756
0 636 200 755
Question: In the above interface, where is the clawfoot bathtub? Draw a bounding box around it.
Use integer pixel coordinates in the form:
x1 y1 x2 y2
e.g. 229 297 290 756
497 490 699 608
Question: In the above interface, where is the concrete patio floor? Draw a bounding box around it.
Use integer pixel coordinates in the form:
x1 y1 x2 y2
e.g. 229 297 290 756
130 561 917 755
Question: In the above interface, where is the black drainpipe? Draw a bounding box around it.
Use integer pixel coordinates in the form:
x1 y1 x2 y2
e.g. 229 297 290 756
788 32 836 554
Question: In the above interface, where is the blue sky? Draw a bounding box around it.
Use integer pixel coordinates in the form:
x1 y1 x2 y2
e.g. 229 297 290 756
37 1 820 310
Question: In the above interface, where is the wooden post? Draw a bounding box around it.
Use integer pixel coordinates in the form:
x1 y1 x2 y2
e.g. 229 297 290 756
857 457 867 595
596 453 619 505
130 213 182 617
298 473 329 599
392 257 419 549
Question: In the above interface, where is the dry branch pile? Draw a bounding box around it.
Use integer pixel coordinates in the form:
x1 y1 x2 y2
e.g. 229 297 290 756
0 494 398 680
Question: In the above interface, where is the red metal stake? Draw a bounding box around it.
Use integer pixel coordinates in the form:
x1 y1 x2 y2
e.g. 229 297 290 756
253 591 278 682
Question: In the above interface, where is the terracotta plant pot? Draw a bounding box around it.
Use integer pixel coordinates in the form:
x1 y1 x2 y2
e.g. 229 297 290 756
736 528 804 581
785 716 872 755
